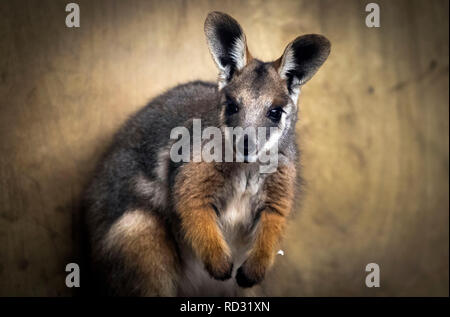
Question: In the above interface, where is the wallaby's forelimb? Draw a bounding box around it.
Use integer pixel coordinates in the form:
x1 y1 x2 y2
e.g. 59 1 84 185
174 162 233 280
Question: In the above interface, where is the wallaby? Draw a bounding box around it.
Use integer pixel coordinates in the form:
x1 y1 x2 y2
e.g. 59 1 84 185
84 11 330 296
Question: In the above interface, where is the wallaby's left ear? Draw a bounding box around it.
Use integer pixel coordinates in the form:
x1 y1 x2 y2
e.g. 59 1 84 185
275 34 331 101
205 12 252 89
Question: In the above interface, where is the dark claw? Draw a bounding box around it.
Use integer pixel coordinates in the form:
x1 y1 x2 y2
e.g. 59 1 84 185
236 265 260 288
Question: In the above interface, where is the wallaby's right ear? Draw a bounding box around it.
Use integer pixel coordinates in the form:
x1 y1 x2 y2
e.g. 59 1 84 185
205 12 252 89
275 34 331 103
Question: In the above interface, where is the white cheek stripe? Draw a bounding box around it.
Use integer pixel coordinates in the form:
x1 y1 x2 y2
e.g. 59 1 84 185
258 128 282 157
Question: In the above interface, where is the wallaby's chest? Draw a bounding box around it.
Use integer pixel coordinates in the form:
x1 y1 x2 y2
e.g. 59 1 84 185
177 168 265 296
219 170 265 230
218 169 266 264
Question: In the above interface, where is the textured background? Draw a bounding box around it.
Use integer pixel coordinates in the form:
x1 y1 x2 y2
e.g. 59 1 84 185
0 0 448 296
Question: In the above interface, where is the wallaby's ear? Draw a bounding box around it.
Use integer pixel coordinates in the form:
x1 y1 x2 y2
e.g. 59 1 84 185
275 34 331 101
205 12 252 89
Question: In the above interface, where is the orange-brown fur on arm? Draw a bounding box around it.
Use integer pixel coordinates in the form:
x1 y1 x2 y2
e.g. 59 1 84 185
174 162 233 280
236 164 296 287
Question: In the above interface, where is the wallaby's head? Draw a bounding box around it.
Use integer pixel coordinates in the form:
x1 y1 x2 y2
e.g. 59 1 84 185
204 12 330 160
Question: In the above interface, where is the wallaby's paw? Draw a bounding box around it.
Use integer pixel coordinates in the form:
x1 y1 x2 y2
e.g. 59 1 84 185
204 255 233 281
235 260 266 288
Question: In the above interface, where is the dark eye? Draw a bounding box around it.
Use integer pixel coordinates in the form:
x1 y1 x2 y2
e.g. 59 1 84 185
225 99 239 116
267 107 284 123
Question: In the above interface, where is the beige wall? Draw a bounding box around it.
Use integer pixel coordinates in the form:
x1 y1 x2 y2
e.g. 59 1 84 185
0 0 448 296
